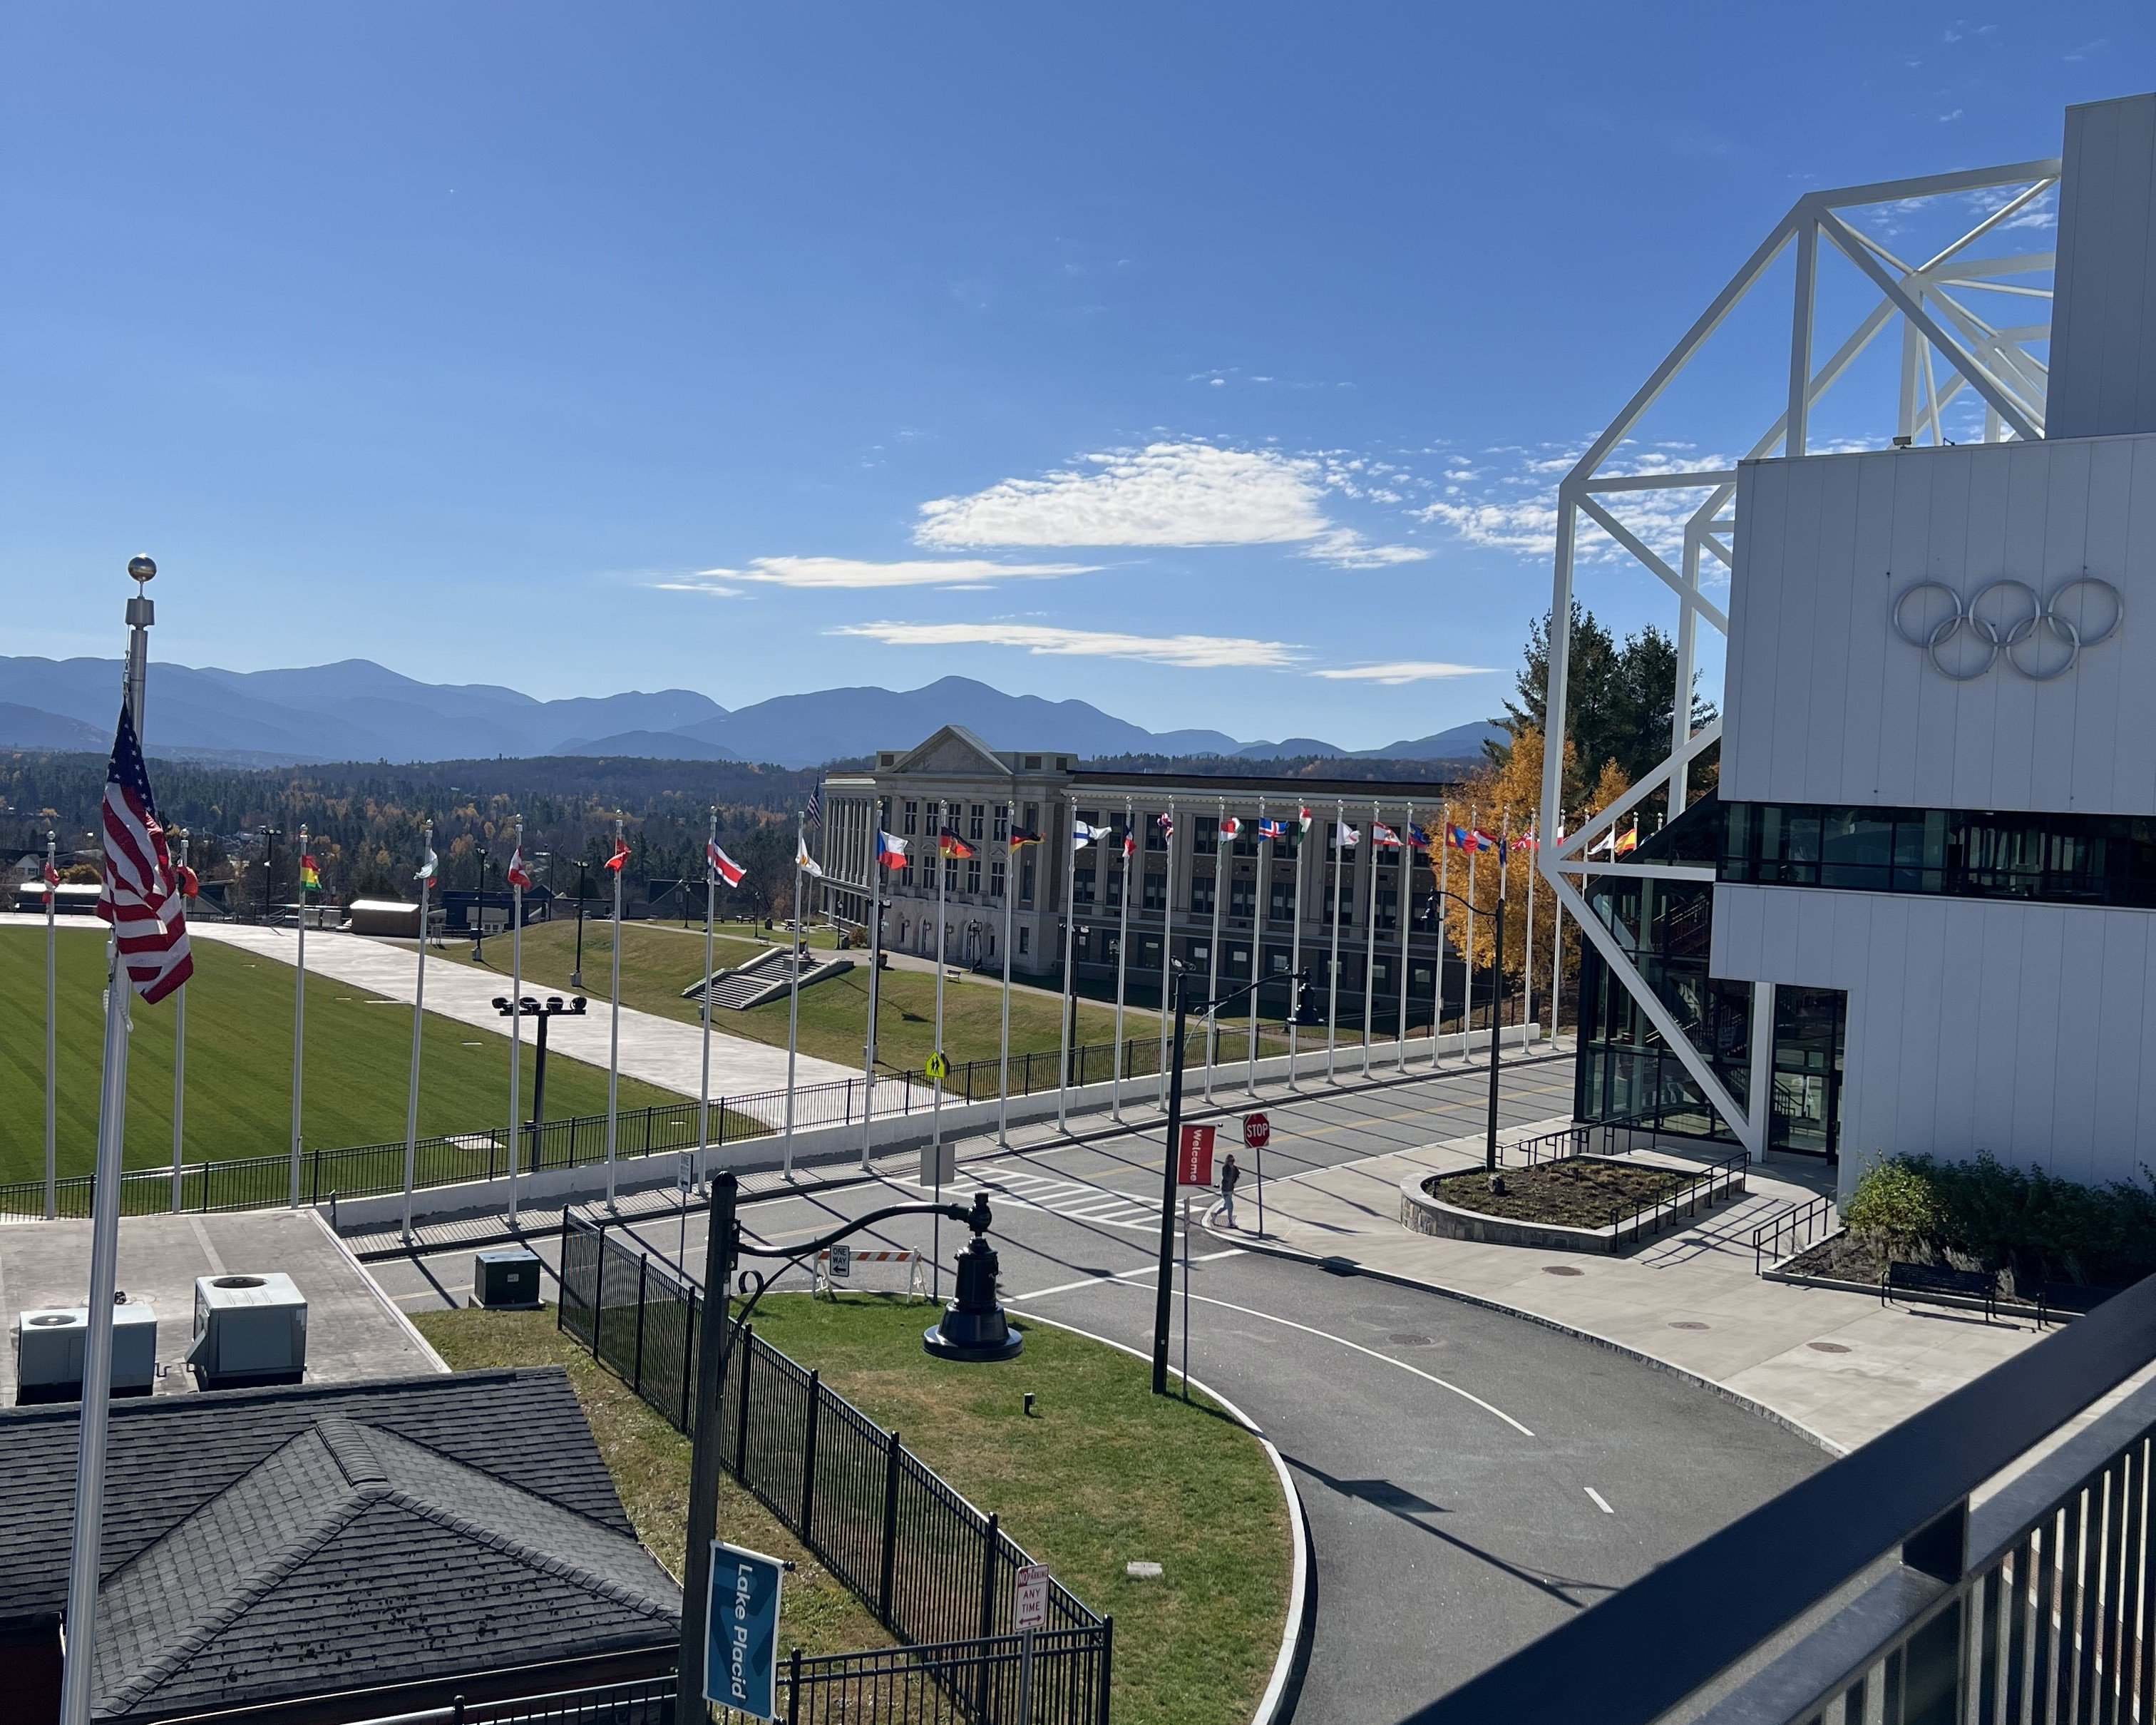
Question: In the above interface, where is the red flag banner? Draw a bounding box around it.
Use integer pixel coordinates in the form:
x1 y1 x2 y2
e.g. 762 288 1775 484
605 836 631 872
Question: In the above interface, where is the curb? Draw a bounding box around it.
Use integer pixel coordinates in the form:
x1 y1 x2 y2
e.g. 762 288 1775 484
1201 1209 1845 1458
1006 1306 1315 1725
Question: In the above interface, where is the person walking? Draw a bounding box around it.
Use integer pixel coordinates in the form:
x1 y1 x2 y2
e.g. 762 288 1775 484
1219 1152 1241 1229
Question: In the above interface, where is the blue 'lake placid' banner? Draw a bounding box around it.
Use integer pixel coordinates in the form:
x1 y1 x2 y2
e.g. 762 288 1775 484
705 1540 784 1719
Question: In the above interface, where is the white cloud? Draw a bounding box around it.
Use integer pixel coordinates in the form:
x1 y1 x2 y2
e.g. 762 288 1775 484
684 556 1097 591
914 441 1424 568
830 620 1298 670
1415 440 1732 565
1310 661 1497 685
654 579 742 597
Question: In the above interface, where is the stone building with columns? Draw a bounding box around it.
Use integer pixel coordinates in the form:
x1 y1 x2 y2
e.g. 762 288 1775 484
818 725 1482 1028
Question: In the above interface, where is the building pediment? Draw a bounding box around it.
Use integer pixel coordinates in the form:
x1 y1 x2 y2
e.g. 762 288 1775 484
893 725 1012 778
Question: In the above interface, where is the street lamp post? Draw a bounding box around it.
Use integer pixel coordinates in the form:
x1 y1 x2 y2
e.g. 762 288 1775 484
571 859 592 988
473 845 491 959
676 1174 1012 1720
492 993 586 1181
1430 884 1506 1171
261 826 282 923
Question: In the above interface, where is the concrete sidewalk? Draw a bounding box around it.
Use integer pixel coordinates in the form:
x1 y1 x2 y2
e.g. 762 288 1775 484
1208 1122 2050 1455
188 922 861 1110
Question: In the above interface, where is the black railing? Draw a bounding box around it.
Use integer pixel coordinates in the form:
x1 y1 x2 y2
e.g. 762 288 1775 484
1410 1270 2156 1725
1605 1150 1749 1251
1752 1192 1839 1274
557 1216 1111 1724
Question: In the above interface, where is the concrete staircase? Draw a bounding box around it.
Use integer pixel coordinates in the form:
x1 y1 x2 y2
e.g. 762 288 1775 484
684 946 855 1012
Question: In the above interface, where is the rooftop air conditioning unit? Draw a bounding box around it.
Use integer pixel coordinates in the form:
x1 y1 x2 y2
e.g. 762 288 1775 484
14 1300 158 1405
186 1274 307 1391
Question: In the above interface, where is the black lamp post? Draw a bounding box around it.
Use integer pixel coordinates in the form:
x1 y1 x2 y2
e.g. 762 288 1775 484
571 859 592 988
492 993 587 1162
676 1174 1013 1720
473 846 491 958
261 826 282 923
1431 884 1506 1172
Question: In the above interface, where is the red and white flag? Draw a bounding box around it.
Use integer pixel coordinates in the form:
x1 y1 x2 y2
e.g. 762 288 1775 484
605 835 632 873
41 854 58 902
1371 821 1401 848
707 839 746 887
1218 816 1241 843
93 701 192 1004
505 846 534 891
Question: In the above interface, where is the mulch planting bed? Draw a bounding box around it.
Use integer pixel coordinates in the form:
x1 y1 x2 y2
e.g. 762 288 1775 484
1427 1157 1687 1228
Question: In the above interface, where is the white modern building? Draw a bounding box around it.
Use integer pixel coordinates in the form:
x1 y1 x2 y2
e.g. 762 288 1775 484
1554 93 2156 1194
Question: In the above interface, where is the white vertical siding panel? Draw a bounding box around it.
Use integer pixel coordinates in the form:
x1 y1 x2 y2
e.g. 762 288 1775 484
1770 462 1822 800
2046 906 2105 1182
2070 439 2132 810
1806 455 1862 807
1972 443 2035 810
1847 456 1901 803
2002 906 2063 1165
2035 441 2095 807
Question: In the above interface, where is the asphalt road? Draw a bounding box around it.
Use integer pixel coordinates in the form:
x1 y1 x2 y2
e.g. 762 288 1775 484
371 1059 1824 1721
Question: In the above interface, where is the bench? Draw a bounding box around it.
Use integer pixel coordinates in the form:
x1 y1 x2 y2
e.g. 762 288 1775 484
1883 1261 1997 1322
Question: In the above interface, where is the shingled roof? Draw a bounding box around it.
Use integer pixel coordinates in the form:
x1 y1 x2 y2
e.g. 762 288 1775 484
0 1368 681 1723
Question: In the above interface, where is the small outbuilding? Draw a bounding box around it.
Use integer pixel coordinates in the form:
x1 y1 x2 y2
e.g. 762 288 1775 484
345 897 421 937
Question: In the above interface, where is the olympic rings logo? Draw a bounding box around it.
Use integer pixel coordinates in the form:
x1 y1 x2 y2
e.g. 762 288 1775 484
1890 577 2123 682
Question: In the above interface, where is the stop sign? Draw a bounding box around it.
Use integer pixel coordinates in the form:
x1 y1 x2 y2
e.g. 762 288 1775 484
1243 1112 1270 1150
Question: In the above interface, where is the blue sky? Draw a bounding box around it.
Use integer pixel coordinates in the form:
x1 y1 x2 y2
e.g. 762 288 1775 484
1 4 2146 749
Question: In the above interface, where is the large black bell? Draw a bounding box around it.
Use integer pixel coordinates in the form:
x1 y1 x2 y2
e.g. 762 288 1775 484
924 1193 1023 1361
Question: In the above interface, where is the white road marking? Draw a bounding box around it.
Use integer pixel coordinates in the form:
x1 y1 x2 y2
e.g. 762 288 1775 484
1586 1487 1614 1514
1014 1275 1535 1438
1012 1249 1243 1302
890 1162 1164 1230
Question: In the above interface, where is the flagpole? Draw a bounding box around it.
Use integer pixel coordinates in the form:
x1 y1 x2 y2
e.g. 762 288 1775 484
932 799 948 1296
1204 799 1224 1105
785 813 804 1174
701 809 717 1186
1286 806 1305 1091
1056 794 1079 1132
1465 805 1478 1060
1326 799 1343 1082
1551 816 1565 1045
1248 797 1266 1095
1112 796 1131 1122
605 815 623 1209
63 574 159 1725
401 821 432 1244
287 824 308 1207
170 831 188 1212
1436 802 1451 1063
861 799 886 1169
508 815 525 1227
1158 798 1176 1109
1361 800 1379 1078
1397 805 1413 1072
1501 812 1514 1053
1522 819 1535 1055
44 828 57 1222
997 798 1014 1147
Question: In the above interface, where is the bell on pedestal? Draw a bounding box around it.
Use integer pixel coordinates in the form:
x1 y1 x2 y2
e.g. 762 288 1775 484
924 1194 1023 1362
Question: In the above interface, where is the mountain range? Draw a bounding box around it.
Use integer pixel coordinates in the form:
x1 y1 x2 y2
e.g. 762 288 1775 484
0 656 1504 770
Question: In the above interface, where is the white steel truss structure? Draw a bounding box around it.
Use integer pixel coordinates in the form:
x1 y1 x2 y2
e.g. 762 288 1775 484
1540 155 2060 1157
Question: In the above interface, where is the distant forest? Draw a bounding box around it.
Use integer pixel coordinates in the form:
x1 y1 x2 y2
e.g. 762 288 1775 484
0 752 822 917
1081 752 1477 783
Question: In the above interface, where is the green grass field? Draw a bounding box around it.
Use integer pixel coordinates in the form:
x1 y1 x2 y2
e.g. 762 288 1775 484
0 927 680 1185
417 1294 1291 1725
443 918 1290 1078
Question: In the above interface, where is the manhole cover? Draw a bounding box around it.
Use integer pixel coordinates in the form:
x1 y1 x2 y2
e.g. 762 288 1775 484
1542 1264 1586 1277
1388 1333 1434 1347
1669 1320 1710 1331
1807 1341 1852 1354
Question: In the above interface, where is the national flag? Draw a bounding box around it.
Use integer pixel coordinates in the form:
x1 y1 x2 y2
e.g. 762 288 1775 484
1122 829 1137 859
1473 828 1501 852
299 854 321 894
1256 817 1289 841
1335 821 1360 848
506 846 534 890
1218 816 1241 844
177 864 200 899
938 828 975 860
41 856 58 902
1510 830 1539 854
1297 804 1314 835
1072 819 1105 849
1008 826 1043 850
1371 821 1401 849
805 789 822 826
876 831 909 869
1449 826 1497 854
708 839 746 886
1156 812 1174 837
1405 824 1432 850
93 700 193 1005
795 836 825 879
416 845 438 881
605 836 631 873
1615 824 1639 856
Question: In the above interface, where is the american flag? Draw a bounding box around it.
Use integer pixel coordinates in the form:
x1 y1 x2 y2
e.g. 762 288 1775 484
94 701 192 1003
805 789 822 826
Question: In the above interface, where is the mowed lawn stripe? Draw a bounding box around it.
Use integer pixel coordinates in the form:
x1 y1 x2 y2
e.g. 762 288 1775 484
0 927 679 1183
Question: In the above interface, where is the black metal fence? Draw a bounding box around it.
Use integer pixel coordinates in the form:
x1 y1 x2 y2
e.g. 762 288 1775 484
558 1216 1111 1724
1752 1192 1839 1273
